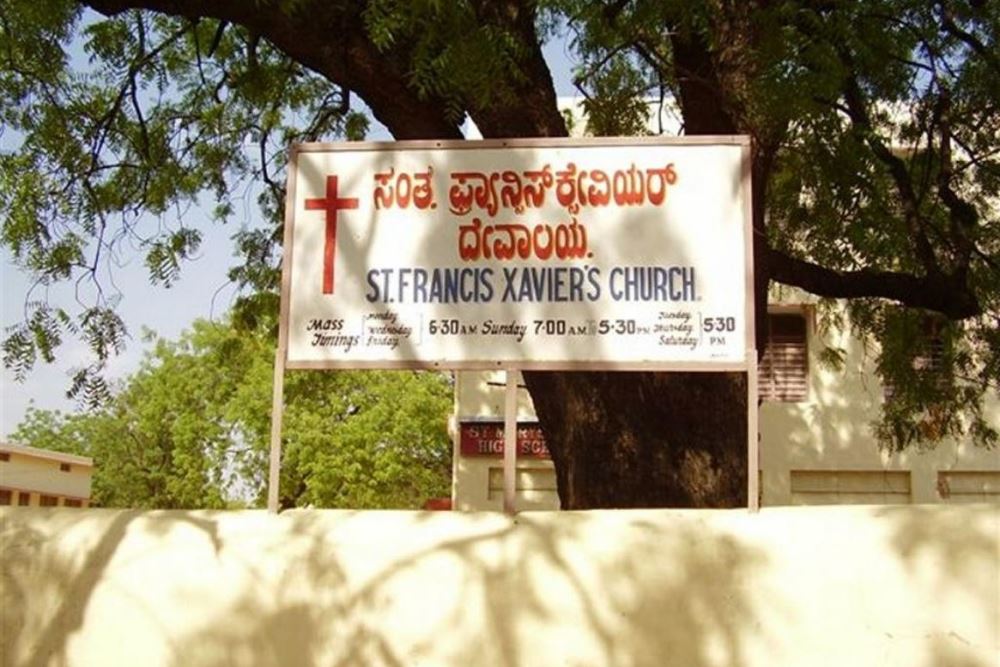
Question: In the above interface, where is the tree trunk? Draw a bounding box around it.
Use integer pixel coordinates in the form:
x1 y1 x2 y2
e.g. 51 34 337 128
517 17 760 510
522 371 748 509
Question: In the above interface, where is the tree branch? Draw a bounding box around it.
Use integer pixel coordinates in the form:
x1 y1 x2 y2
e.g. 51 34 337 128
839 63 942 276
85 0 463 140
668 27 737 135
465 0 567 138
767 247 980 319
932 89 977 281
935 0 999 74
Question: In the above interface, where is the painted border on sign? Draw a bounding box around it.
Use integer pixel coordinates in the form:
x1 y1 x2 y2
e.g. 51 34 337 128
277 136 754 372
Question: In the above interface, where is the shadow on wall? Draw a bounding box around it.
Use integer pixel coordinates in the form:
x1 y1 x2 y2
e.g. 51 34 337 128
6 505 1000 666
1 509 774 667
176 514 776 667
1 509 226 667
771 326 883 466
2 510 136 667
876 504 1000 667
171 511 774 667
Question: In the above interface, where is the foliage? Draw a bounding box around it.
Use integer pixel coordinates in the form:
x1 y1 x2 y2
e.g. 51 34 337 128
560 0 999 450
1 0 367 392
362 0 533 120
10 318 453 509
2 0 998 485
577 54 652 137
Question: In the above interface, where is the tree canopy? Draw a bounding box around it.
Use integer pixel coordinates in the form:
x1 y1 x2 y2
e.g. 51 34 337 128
11 319 453 508
2 0 997 507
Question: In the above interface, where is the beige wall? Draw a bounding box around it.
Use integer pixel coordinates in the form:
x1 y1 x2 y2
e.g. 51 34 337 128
759 304 1000 506
453 301 1000 510
2 505 997 666
454 454 557 512
0 445 92 507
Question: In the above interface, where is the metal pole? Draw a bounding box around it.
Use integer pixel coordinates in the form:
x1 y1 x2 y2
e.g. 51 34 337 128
747 355 760 512
503 368 518 514
267 348 287 513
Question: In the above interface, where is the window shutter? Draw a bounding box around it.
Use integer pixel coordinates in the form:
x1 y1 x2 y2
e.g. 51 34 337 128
760 313 808 402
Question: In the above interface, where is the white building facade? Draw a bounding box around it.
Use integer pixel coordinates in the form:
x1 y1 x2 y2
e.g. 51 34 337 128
451 298 999 510
0 442 93 507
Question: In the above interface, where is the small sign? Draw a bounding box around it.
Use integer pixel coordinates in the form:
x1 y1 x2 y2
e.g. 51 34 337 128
459 422 550 459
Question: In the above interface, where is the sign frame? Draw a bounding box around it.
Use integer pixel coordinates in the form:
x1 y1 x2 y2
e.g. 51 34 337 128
268 136 758 513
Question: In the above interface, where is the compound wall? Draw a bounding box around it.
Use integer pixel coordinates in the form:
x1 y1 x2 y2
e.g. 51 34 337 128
2 505 997 666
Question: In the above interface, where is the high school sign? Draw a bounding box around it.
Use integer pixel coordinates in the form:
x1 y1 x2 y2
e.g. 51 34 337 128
279 137 753 370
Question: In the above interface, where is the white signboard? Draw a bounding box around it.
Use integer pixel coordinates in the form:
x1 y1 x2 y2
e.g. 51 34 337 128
279 137 752 370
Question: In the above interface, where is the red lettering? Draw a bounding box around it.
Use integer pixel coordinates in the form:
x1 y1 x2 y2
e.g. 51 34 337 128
646 164 678 205
412 167 435 209
457 217 587 262
448 162 677 217
373 167 435 210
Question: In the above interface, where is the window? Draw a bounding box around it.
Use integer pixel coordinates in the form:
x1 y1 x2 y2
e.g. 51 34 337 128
937 471 1000 503
790 470 911 505
0 489 11 505
0 452 9 462
39 495 58 507
59 463 71 472
18 492 31 506
64 498 83 508
760 313 808 402
884 316 946 400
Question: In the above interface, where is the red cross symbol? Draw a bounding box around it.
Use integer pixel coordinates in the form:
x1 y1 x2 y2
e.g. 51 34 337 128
305 175 359 294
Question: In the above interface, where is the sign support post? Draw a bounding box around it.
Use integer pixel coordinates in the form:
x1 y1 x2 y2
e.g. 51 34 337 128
267 349 287 513
747 355 759 512
267 349 285 514
503 368 519 514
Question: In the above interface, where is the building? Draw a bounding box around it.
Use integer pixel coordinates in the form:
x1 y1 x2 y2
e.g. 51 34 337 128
0 442 93 507
453 100 997 511
451 297 1000 510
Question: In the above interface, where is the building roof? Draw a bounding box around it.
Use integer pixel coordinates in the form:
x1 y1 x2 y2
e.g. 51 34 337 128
0 442 93 467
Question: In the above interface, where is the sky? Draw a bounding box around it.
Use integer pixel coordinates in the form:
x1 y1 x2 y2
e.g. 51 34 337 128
0 19 580 439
